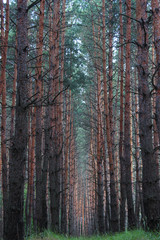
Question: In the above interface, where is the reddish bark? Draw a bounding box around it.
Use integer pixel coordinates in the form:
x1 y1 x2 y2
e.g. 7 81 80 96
102 0 118 232
152 0 160 147
0 0 9 237
49 0 61 232
69 108 75 235
124 0 136 228
108 0 114 158
35 0 45 230
119 0 126 231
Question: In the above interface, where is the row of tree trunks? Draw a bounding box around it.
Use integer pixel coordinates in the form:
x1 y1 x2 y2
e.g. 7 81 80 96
2 0 160 237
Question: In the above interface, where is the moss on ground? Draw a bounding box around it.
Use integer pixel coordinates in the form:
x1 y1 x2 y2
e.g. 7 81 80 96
26 229 160 240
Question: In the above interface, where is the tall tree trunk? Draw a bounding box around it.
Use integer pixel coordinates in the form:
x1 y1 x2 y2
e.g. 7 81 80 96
29 106 36 228
124 0 136 229
102 0 118 232
137 0 160 230
69 109 75 235
134 69 141 227
119 0 126 231
25 75 33 232
10 35 17 141
41 106 49 230
108 0 114 158
63 90 71 233
152 40 159 181
97 72 104 234
0 0 9 237
92 17 104 234
48 0 60 232
6 0 28 238
60 0 66 232
35 0 45 231
152 0 160 151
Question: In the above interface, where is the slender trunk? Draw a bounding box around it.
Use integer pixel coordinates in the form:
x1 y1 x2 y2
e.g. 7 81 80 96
124 0 136 229
102 0 118 232
108 0 114 158
60 0 66 232
25 75 33 232
41 107 49 230
97 73 104 234
134 69 141 227
0 0 9 236
64 90 71 233
152 41 159 181
92 17 104 234
119 0 126 231
29 106 36 228
35 0 45 230
69 110 75 235
10 36 17 140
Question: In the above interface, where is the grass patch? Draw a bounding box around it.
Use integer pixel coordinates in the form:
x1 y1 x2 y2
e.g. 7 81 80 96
26 229 160 240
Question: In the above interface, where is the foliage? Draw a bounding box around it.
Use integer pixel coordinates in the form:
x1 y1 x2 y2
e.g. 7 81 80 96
27 230 160 240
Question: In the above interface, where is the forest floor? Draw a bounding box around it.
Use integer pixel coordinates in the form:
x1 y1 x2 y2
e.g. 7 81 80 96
27 230 160 240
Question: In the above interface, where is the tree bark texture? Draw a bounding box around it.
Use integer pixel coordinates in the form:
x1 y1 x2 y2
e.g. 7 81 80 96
102 0 118 232
124 0 136 229
6 0 28 239
137 0 160 230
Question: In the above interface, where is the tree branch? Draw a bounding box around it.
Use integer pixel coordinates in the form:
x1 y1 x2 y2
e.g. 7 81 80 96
27 0 41 12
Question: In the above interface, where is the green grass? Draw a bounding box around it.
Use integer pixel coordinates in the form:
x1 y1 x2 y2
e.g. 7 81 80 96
26 229 160 240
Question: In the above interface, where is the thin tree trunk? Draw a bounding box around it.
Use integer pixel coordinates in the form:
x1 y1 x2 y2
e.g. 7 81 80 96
134 69 141 227
124 0 136 229
60 0 66 232
0 0 9 236
119 0 126 231
69 109 75 235
97 72 104 234
108 0 114 159
30 106 36 228
102 0 118 232
25 75 33 232
35 0 45 230
41 106 49 230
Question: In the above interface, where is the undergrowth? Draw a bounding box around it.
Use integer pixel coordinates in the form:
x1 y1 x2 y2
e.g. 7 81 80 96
26 229 160 240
